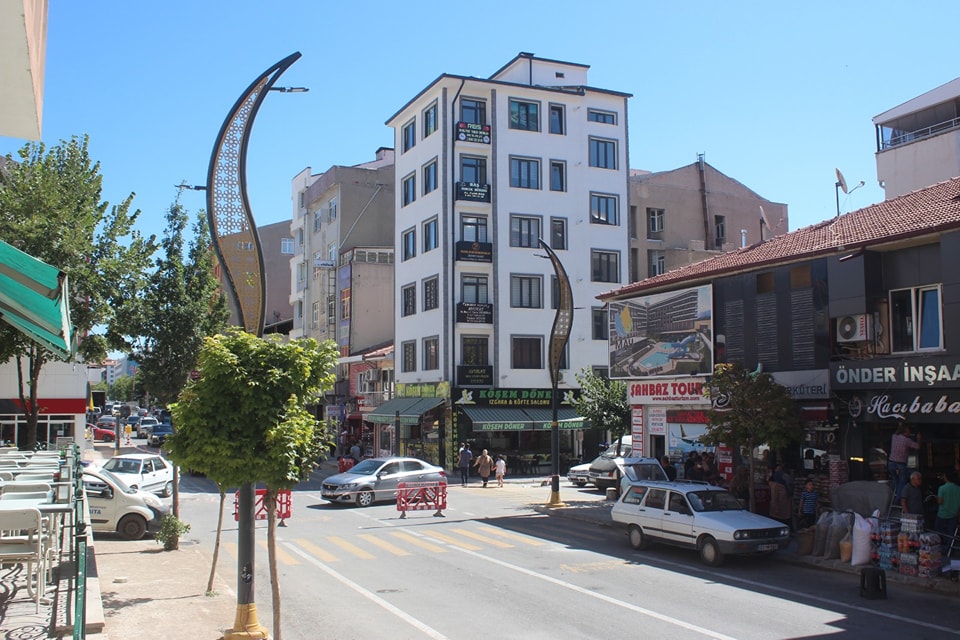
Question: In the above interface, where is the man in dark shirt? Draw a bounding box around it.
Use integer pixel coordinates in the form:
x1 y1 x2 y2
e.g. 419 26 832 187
901 471 925 515
661 456 677 481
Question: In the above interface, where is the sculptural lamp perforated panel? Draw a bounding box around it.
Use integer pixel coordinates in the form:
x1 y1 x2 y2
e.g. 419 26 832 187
206 52 302 337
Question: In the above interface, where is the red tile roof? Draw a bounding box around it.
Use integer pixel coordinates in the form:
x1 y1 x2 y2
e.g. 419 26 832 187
600 176 960 301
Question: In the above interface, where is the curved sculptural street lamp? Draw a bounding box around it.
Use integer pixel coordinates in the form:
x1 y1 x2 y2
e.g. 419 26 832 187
205 51 303 640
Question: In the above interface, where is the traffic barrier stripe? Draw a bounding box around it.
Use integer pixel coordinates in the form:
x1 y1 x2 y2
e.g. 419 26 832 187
397 481 447 518
233 488 292 521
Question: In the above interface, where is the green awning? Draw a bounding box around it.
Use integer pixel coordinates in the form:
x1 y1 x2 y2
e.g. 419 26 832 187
366 397 445 424
522 407 587 430
0 240 74 359
461 406 533 431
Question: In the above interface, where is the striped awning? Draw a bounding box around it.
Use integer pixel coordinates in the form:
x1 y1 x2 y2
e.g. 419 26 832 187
365 397 445 425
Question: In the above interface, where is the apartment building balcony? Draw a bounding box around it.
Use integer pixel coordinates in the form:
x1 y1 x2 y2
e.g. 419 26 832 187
358 389 391 410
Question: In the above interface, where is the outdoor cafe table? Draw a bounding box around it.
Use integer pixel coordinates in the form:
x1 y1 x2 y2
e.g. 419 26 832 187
0 497 72 604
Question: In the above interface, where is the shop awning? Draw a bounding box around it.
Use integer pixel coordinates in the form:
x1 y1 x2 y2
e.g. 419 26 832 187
0 240 74 359
461 406 533 431
522 407 587 430
365 397 445 424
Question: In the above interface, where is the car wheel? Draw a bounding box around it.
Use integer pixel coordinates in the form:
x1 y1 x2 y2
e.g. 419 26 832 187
118 514 147 540
699 536 724 566
574 480 586 487
628 524 649 550
161 481 172 498
355 490 375 508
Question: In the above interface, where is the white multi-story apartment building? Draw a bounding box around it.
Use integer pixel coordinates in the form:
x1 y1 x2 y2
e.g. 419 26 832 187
384 52 630 461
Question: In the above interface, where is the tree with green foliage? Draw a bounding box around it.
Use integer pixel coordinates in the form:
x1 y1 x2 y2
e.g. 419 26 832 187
0 137 155 449
166 330 338 639
130 201 228 407
702 363 802 512
108 375 134 403
571 369 631 454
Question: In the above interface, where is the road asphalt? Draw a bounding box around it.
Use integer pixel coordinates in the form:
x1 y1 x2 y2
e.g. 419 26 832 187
83 445 958 639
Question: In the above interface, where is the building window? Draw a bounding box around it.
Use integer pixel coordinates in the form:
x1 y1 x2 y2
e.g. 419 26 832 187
297 261 306 286
311 301 320 329
592 250 620 283
462 336 489 365
423 276 439 311
509 99 540 131
402 228 416 261
296 301 303 320
423 102 438 138
890 285 943 352
510 215 541 248
512 336 542 369
715 215 726 247
402 284 416 317
402 173 416 206
550 217 567 250
550 160 566 192
648 250 665 277
341 288 351 320
589 137 617 169
648 208 665 235
312 251 323 279
510 157 540 189
460 98 486 125
588 109 616 124
313 209 322 232
280 237 294 254
590 193 619 225
423 336 439 370
462 274 488 304
423 160 438 195
402 341 416 372
511 275 542 308
460 215 488 243
329 198 337 221
402 120 416 153
460 155 487 184
629 205 638 239
549 104 565 134
592 308 608 340
423 218 438 252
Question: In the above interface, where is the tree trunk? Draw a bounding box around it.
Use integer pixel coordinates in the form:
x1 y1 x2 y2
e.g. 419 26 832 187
16 348 44 451
265 489 282 640
206 488 226 595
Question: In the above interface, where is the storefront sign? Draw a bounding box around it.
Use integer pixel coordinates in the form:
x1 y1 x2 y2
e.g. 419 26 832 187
455 181 491 202
628 377 707 405
456 121 491 144
455 241 493 263
831 356 960 390
631 407 644 444
771 369 830 399
457 365 492 386
453 387 581 408
646 406 667 435
851 389 960 423
456 302 493 323
665 409 708 424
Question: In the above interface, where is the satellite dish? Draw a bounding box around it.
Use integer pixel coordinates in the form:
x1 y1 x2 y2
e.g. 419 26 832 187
836 168 849 194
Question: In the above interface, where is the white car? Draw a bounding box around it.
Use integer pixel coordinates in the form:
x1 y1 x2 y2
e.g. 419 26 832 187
137 416 159 438
98 453 174 497
83 467 168 540
567 460 594 487
611 480 790 566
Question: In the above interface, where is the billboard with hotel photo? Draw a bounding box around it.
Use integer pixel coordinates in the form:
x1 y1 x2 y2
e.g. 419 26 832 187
608 284 713 379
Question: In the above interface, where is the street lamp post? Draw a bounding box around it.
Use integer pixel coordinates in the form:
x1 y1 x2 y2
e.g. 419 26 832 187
538 240 573 507
203 52 305 640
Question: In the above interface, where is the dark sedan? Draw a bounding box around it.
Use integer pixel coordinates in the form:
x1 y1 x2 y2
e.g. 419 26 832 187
148 423 173 447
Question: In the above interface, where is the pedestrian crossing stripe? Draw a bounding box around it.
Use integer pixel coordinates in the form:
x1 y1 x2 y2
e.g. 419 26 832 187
256 540 300 566
358 533 411 556
327 535 376 559
418 529 482 551
293 538 338 562
451 528 513 548
388 531 446 554
482 528 545 546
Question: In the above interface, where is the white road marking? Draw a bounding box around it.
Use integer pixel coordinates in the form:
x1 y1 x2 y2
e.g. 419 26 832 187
284 541 449 640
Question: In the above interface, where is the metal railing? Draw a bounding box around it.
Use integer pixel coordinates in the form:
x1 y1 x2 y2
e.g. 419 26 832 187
881 116 960 149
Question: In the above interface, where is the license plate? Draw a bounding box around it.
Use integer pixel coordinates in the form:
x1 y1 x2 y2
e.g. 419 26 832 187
757 543 779 552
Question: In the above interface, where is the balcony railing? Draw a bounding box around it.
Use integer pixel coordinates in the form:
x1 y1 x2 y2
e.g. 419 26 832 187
880 116 960 150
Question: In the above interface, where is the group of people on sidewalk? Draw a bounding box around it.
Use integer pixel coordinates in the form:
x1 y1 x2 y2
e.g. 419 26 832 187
455 443 506 488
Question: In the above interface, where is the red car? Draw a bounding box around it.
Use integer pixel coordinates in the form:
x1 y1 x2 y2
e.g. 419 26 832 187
90 423 116 442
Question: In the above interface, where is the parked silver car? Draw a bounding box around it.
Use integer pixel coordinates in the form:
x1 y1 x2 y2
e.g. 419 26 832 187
321 457 447 507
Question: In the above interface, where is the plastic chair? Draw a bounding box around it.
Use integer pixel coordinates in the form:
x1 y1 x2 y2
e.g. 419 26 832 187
0 507 45 611
2 482 52 495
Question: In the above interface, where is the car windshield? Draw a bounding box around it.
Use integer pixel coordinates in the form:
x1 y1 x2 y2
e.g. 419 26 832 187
346 459 384 475
88 470 136 494
686 490 743 512
102 459 141 474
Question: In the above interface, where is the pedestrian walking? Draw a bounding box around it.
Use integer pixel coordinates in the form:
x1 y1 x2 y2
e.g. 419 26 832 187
798 478 819 529
457 444 473 486
495 455 507 487
350 440 362 463
475 449 494 487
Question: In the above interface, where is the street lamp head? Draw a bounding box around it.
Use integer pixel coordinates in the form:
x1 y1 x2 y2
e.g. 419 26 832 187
269 86 309 93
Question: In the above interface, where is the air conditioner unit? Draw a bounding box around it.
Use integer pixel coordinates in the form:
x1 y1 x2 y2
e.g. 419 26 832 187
363 369 377 382
557 371 565 383
836 314 873 343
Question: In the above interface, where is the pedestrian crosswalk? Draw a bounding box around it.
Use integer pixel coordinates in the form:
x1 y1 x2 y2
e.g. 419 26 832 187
221 525 545 565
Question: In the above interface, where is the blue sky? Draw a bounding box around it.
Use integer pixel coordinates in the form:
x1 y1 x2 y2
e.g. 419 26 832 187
3 1 959 244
